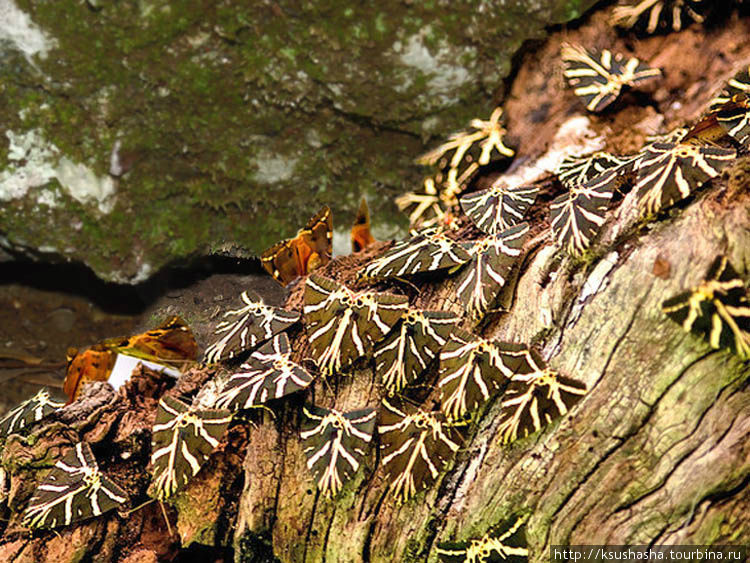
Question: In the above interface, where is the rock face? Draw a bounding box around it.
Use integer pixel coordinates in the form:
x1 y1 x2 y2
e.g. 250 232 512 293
0 0 596 283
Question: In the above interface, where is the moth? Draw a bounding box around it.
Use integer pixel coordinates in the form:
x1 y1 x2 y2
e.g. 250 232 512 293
496 348 587 444
23 442 127 529
455 223 529 319
149 396 232 499
214 333 314 411
261 205 333 286
555 151 635 189
203 290 300 364
374 309 459 394
635 142 736 217
360 226 471 280
709 65 750 111
64 316 198 402
459 183 538 235
416 107 515 199
303 274 408 375
561 44 661 112
0 388 64 439
395 177 452 230
713 94 750 147
611 0 708 34
549 168 618 256
351 197 377 252
438 329 524 420
662 256 750 360
436 515 529 563
378 398 464 503
300 405 376 497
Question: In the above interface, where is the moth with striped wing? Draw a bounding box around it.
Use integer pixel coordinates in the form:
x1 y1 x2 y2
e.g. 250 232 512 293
23 442 127 529
496 348 586 444
635 142 736 217
203 291 300 364
714 94 750 147
436 515 529 563
303 274 408 376
416 107 515 199
374 309 459 394
378 398 464 503
611 0 708 34
395 177 451 230
549 169 618 256
555 151 635 189
710 65 750 111
459 183 538 235
360 226 471 280
261 205 333 286
455 223 529 319
562 44 661 112
214 333 314 410
300 405 376 497
438 329 526 420
662 256 750 360
149 396 232 499
0 389 64 439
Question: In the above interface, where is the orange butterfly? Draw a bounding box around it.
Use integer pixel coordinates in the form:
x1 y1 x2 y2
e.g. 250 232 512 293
351 197 377 253
64 317 198 402
261 206 333 286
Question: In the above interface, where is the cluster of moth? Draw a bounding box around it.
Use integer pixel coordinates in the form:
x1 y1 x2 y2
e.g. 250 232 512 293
1 1 749 560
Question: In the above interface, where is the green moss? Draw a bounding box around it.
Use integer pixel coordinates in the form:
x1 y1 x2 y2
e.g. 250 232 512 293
2 0 599 282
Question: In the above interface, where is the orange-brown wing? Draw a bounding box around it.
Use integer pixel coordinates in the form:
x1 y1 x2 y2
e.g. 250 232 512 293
261 239 304 285
351 198 376 252
104 316 198 364
63 345 117 403
301 205 333 265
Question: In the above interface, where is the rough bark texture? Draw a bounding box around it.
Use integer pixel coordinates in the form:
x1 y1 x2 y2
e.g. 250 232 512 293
1 5 750 563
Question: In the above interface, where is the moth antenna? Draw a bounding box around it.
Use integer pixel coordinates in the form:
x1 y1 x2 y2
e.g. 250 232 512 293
159 500 174 538
122 498 157 516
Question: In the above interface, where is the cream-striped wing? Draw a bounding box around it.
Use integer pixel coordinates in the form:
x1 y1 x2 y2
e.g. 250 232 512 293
378 398 464 503
149 396 232 499
436 515 529 563
662 256 750 360
459 183 538 235
455 223 528 319
635 142 736 217
555 151 635 189
214 333 314 410
562 44 661 112
23 442 127 529
303 274 408 376
497 348 586 444
360 227 471 280
300 405 376 498
203 290 300 363
416 107 515 197
611 0 708 34
374 310 459 394
710 65 750 111
438 329 525 420
549 169 618 256
0 389 64 439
